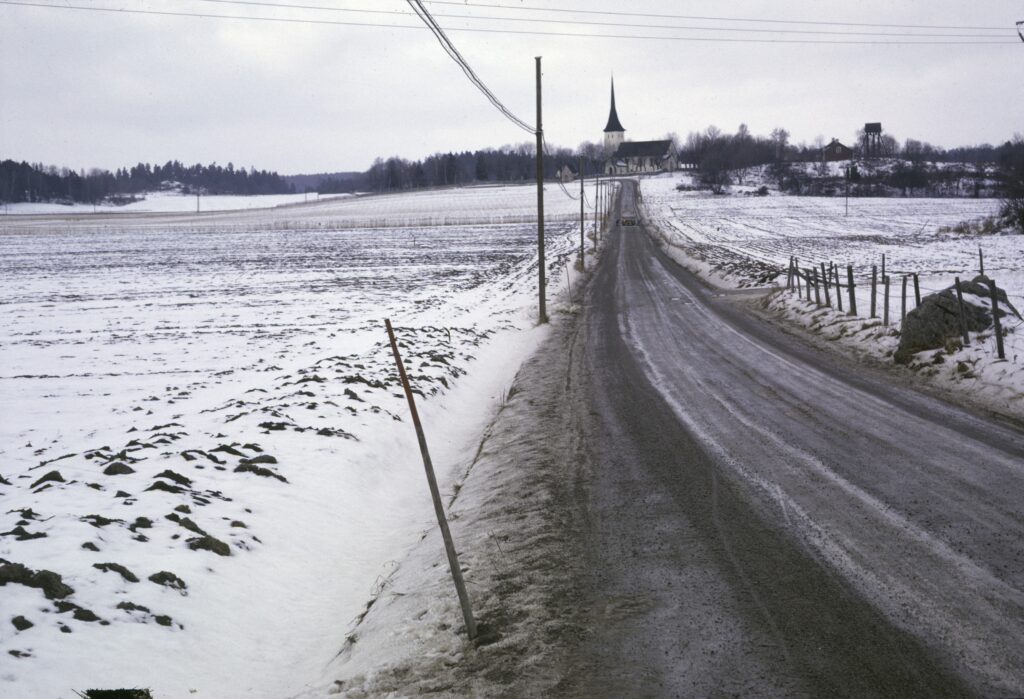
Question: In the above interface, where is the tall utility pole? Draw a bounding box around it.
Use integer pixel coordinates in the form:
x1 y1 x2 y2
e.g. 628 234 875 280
579 156 585 269
535 56 547 324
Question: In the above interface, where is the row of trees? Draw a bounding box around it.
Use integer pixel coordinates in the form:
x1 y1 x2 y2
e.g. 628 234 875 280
321 144 603 195
0 159 293 204
677 124 1023 210
332 124 1022 200
680 123 1024 188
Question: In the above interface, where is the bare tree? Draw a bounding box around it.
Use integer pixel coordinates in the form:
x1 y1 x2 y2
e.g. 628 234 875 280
770 127 790 163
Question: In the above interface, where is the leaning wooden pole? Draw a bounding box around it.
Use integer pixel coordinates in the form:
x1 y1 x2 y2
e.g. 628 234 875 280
385 319 478 640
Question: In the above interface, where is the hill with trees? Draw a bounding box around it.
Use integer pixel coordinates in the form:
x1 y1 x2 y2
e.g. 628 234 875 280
0 159 293 205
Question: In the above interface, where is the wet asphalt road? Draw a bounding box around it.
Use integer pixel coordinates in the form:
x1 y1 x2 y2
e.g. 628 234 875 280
566 181 1024 697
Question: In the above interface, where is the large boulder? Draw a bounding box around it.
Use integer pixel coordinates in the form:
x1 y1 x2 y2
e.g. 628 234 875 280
895 275 1020 364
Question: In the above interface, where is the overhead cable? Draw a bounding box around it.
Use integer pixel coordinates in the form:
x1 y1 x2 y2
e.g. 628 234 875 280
422 0 1011 32
404 0 535 133
192 0 1015 39
0 2 1017 44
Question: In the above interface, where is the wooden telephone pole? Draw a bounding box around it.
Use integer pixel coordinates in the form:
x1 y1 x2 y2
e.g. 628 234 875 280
535 56 547 324
579 156 585 269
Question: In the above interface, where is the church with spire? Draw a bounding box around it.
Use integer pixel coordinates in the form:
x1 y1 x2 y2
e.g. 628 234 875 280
601 77 678 175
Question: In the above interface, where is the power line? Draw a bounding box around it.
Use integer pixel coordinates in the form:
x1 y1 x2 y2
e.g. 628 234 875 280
404 0 534 133
1 1 1017 44
0 0 420 30
192 0 1016 39
423 0 1012 33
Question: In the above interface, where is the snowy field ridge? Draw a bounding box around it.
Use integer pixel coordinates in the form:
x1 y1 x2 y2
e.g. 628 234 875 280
639 172 1024 420
2 183 581 227
0 185 585 697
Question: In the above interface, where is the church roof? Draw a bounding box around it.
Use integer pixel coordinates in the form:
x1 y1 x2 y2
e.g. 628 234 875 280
603 79 625 133
612 140 673 158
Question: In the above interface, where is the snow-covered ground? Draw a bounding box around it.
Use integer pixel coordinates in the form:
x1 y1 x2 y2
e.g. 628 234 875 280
0 185 589 697
1 191 346 215
2 183 580 226
640 172 1024 419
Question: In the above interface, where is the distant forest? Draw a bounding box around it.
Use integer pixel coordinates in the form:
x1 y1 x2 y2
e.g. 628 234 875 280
316 143 596 195
675 125 1024 196
321 128 1024 197
0 159 293 204
4 124 1022 211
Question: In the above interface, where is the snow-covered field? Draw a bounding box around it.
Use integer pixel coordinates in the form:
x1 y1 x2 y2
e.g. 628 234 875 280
1 191 342 215
2 183 580 228
640 173 1024 418
0 185 585 697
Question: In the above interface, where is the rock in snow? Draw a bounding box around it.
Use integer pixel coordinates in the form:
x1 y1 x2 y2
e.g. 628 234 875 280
896 275 1021 363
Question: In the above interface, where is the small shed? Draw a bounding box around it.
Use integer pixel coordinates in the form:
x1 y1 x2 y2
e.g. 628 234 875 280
822 138 853 162
557 165 576 183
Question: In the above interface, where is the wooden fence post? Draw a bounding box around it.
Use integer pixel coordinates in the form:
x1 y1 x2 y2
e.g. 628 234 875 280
821 261 831 307
989 279 1005 360
847 264 857 316
913 273 921 308
954 277 970 347
881 253 886 282
805 269 813 302
883 275 890 326
812 268 822 306
901 276 908 321
870 265 878 318
834 263 843 312
385 319 478 640
796 264 802 295
979 246 985 276
787 256 794 290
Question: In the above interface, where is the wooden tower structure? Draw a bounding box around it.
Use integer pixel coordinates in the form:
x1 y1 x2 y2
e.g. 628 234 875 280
863 122 883 159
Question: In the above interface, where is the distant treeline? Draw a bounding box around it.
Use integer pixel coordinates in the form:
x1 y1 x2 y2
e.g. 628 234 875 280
318 128 1024 198
679 124 1024 194
6 124 1022 211
679 124 1023 230
0 159 293 204
318 144 604 194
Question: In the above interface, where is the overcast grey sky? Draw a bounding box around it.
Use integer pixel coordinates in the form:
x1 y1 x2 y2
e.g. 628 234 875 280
1 0 1021 174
